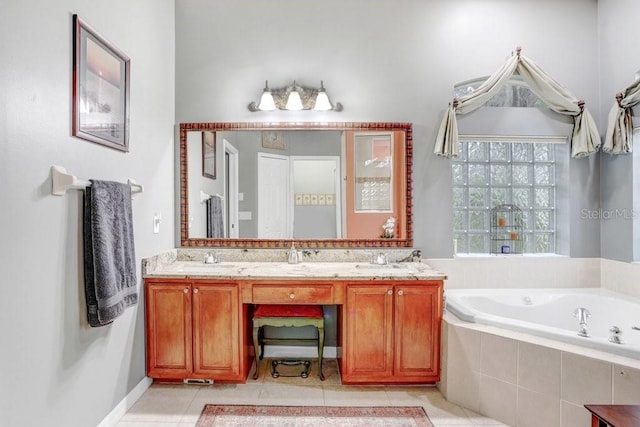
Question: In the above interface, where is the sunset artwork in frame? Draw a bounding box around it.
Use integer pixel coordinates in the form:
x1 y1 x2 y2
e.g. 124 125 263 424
72 15 130 151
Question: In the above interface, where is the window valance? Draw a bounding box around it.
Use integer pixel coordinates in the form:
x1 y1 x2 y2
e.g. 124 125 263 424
434 48 600 159
602 79 640 154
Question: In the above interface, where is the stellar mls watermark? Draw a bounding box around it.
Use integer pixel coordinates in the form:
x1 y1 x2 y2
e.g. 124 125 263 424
581 208 638 220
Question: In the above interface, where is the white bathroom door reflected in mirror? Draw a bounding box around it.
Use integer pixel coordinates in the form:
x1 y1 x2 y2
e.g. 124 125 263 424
224 139 239 238
257 153 292 238
291 156 342 239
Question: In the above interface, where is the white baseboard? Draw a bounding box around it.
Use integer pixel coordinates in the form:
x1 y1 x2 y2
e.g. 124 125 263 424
97 347 336 425
263 345 337 359
98 376 152 427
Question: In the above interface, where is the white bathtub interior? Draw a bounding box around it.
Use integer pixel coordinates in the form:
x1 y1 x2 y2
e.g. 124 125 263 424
445 288 640 358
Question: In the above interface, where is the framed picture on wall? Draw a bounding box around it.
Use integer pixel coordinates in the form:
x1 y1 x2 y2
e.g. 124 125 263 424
72 14 130 152
202 131 216 179
262 131 286 150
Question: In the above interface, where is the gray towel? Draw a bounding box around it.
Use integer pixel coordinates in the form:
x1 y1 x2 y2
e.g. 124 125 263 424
83 180 138 327
206 195 224 238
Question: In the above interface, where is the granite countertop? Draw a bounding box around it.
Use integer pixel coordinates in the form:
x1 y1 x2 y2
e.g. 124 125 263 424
145 261 447 280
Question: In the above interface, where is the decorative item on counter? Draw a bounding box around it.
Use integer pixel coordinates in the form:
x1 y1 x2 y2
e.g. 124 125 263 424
380 216 396 238
204 252 219 264
288 242 299 264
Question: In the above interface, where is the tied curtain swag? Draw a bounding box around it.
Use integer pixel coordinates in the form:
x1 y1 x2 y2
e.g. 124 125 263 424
603 79 640 154
434 48 601 159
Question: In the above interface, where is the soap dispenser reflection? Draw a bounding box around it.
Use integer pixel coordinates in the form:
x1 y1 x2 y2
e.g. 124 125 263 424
288 242 299 264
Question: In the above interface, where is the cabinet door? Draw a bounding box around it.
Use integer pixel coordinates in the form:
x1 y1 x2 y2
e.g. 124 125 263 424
344 285 393 381
192 282 241 379
146 282 192 378
394 284 440 381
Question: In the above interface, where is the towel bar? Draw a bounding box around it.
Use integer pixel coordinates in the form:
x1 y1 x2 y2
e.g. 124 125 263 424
51 165 143 196
200 190 224 203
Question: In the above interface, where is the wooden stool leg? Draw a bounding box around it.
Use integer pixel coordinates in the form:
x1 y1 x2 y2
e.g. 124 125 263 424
318 323 325 381
252 325 260 380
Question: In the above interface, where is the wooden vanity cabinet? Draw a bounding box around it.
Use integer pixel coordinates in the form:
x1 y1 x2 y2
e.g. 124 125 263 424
145 278 249 382
340 280 443 384
146 275 442 385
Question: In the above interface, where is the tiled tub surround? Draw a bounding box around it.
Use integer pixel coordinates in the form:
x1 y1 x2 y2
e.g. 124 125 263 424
424 256 602 291
440 315 640 427
432 256 640 427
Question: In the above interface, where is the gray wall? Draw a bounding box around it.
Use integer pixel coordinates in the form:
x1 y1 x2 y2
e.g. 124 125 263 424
0 1 175 426
598 0 640 262
175 0 601 258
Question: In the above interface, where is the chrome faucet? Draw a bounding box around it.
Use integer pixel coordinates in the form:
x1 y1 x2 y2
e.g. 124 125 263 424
371 252 388 265
397 249 422 263
573 307 591 337
204 252 219 264
609 326 623 344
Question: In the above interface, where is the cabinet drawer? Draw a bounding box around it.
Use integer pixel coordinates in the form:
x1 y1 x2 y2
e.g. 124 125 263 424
252 284 334 304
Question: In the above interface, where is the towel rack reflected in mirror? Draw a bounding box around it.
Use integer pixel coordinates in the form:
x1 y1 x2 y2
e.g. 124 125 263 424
200 190 224 204
51 165 144 196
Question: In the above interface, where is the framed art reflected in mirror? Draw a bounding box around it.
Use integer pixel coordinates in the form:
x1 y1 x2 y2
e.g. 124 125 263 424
202 131 216 179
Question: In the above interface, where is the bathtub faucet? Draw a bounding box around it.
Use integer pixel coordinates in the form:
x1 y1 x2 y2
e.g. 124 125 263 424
609 326 623 344
573 307 591 337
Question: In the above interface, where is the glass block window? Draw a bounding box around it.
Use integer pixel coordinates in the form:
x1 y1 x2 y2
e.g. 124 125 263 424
453 140 556 254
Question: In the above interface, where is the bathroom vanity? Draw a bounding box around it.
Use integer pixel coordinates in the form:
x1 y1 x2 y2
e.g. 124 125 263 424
144 261 445 385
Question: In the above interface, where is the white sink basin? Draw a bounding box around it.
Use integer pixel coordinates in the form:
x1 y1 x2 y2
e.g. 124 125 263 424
174 263 236 272
356 263 412 270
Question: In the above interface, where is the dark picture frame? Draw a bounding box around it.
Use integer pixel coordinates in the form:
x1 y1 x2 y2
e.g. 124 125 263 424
72 15 130 152
202 132 216 179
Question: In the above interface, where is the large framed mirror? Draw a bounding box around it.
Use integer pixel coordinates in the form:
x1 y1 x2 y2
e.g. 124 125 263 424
179 122 413 248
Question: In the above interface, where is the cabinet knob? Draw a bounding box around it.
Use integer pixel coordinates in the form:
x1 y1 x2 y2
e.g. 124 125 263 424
183 288 189 294
397 289 404 296
289 293 295 299
193 288 199 294
387 289 393 295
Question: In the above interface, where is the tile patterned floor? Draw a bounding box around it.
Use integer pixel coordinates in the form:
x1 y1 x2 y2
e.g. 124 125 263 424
117 359 507 427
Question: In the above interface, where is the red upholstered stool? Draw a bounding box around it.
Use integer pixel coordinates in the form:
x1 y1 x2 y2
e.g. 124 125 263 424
252 304 325 380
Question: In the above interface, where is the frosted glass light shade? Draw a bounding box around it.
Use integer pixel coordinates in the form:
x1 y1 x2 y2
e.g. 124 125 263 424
314 91 332 111
285 89 304 110
313 80 333 111
258 90 276 111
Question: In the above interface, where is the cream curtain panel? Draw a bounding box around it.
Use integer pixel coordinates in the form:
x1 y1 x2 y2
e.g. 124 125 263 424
434 49 601 159
602 79 640 154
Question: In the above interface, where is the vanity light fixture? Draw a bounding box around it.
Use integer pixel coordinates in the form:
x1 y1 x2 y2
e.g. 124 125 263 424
248 80 343 112
257 80 276 111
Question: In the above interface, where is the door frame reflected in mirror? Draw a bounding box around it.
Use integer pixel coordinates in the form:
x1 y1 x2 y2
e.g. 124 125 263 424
179 122 413 248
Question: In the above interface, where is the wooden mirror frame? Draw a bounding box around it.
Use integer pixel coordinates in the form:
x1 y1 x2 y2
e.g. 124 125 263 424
179 122 413 248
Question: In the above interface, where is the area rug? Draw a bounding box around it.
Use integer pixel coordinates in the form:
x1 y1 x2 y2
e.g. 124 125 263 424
196 404 433 426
